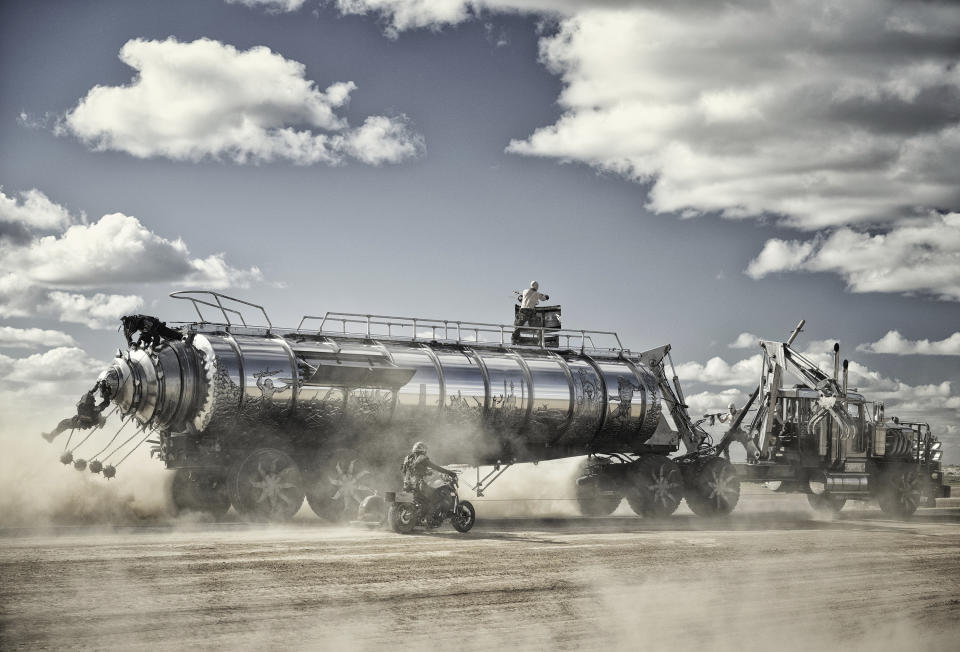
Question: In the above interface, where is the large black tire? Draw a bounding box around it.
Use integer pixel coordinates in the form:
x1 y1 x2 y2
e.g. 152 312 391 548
807 492 847 514
305 449 375 523
451 500 476 533
683 457 740 517
575 458 623 516
228 448 304 521
171 469 230 517
388 502 417 534
626 455 684 517
575 479 622 515
876 465 921 518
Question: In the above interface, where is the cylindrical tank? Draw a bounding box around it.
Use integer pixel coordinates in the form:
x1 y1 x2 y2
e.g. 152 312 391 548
100 330 662 462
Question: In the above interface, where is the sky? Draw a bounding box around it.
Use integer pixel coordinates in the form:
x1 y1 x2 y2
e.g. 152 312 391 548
1 0 959 460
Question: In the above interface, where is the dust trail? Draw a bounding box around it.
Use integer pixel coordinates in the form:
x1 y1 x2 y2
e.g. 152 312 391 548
0 407 175 527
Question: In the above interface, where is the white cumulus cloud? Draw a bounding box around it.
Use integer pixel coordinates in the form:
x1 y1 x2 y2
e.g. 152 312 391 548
0 272 142 330
61 38 423 166
675 354 763 388
5 213 262 289
858 330 960 356
745 213 960 300
45 292 144 330
729 333 760 350
0 347 104 384
0 326 77 349
0 187 75 231
686 388 750 417
505 2 960 232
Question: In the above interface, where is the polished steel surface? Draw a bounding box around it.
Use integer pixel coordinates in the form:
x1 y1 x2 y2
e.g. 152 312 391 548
435 348 486 421
108 325 669 457
524 354 573 443
386 345 442 421
232 335 297 412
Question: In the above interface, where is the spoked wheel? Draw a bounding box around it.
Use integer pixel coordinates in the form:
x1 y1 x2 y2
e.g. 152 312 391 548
388 502 417 534
305 449 375 522
171 469 230 517
683 457 740 517
451 500 476 533
877 465 921 519
807 492 847 514
626 455 684 517
228 448 305 521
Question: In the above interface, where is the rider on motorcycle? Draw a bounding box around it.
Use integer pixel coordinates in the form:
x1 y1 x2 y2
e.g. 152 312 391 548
401 442 455 517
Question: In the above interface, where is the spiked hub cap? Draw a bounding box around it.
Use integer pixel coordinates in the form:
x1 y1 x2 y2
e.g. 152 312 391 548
329 459 373 509
647 464 682 509
251 459 301 514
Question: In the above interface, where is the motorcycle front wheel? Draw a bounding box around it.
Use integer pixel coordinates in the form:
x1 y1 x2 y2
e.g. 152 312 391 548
451 501 476 533
388 502 417 534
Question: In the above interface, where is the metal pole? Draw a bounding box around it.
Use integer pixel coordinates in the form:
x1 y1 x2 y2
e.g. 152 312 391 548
787 319 805 346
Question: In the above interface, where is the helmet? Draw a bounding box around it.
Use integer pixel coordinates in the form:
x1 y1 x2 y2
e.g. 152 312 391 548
728 402 737 410
530 280 539 290
412 441 427 454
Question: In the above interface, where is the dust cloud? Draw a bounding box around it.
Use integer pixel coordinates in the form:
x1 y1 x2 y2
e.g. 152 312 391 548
0 408 175 528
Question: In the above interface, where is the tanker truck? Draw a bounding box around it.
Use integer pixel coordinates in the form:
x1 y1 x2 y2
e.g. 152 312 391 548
713 329 950 518
56 291 729 522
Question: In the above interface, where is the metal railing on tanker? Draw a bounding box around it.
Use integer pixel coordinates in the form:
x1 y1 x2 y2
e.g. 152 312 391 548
296 312 627 354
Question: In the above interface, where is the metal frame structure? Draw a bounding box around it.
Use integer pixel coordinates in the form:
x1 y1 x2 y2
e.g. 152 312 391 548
299 312 623 353
171 291 629 355
170 290 272 329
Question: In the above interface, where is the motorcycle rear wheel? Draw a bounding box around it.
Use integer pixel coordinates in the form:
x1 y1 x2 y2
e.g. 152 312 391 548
451 501 476 533
388 502 417 534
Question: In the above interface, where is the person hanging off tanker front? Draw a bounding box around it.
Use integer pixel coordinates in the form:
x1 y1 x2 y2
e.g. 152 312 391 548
41 381 112 442
512 280 549 344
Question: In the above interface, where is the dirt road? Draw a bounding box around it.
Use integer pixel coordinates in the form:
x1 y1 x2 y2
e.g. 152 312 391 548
2 499 959 651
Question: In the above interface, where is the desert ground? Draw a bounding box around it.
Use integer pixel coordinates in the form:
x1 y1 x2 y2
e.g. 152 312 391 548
2 490 959 651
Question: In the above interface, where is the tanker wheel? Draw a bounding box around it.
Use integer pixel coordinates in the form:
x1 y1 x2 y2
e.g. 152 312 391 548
228 448 305 522
626 455 684 517
683 457 740 517
574 457 622 516
171 469 230 517
306 449 375 522
575 479 623 516
877 465 921 519
806 492 847 514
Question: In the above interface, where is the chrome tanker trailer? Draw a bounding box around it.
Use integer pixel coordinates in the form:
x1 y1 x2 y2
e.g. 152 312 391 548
55 291 729 522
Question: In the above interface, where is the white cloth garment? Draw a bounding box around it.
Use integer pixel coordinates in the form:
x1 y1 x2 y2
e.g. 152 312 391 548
521 288 548 309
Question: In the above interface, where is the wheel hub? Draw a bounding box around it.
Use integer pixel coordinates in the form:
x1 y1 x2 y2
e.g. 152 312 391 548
705 467 738 507
250 461 299 514
328 460 373 508
648 466 681 507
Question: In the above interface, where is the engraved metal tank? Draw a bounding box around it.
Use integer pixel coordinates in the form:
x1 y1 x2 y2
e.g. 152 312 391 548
99 294 670 464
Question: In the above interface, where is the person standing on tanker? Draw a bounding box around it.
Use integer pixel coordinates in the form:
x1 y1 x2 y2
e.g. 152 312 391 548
42 382 111 442
512 280 549 344
401 442 455 516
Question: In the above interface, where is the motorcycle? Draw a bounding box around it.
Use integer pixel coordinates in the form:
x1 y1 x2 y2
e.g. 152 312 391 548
376 470 476 534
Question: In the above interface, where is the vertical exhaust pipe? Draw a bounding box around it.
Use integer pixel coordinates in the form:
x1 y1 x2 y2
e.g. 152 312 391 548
833 343 840 382
842 359 849 398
